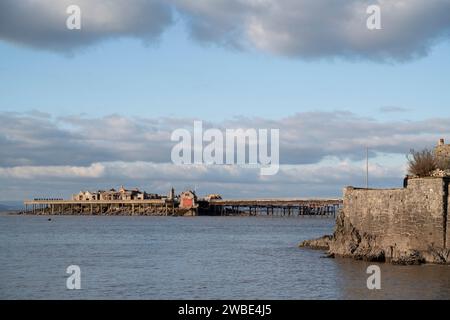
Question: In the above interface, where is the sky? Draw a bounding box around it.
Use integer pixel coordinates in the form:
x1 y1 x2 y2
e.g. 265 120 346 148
1 0 450 201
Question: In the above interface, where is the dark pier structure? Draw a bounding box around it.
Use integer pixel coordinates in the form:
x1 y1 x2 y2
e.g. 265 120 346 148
201 199 343 217
23 199 179 216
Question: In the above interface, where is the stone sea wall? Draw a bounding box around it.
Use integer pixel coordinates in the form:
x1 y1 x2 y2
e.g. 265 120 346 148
301 177 450 264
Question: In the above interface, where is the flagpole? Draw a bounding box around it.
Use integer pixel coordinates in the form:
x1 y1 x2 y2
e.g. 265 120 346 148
366 146 369 189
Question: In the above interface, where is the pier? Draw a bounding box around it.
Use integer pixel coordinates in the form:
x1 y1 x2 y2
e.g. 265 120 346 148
23 198 342 217
204 199 343 217
23 199 177 216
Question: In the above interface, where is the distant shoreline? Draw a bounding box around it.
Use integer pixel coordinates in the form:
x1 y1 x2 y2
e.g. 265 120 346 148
0 210 22 216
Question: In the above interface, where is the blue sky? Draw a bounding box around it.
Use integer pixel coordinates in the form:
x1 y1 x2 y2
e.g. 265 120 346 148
1 21 450 121
1 0 450 201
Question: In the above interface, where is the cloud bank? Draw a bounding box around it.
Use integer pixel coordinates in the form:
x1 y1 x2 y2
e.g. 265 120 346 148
0 111 446 200
0 111 447 167
1 0 450 61
0 160 405 200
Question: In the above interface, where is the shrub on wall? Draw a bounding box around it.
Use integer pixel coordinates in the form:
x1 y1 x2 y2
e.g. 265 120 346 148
407 149 437 177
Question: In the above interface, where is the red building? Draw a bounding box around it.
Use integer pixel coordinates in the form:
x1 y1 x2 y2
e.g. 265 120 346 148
179 190 197 209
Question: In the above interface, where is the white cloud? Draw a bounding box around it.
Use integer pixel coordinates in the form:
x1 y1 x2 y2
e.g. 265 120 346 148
0 159 405 186
175 0 450 61
1 111 448 168
0 0 172 52
0 111 441 199
0 163 105 179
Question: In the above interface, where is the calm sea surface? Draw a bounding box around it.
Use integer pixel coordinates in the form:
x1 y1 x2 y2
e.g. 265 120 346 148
0 215 449 299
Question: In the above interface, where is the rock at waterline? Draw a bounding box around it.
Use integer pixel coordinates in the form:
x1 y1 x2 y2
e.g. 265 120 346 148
299 235 332 250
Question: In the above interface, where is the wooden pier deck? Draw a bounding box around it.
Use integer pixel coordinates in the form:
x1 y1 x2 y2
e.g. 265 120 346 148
23 199 175 216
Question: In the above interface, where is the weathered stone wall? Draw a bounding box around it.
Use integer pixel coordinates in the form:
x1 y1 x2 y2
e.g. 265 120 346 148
301 142 450 264
337 177 450 263
447 180 450 249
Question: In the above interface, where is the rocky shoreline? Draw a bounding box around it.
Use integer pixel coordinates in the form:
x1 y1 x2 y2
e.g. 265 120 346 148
300 211 450 265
